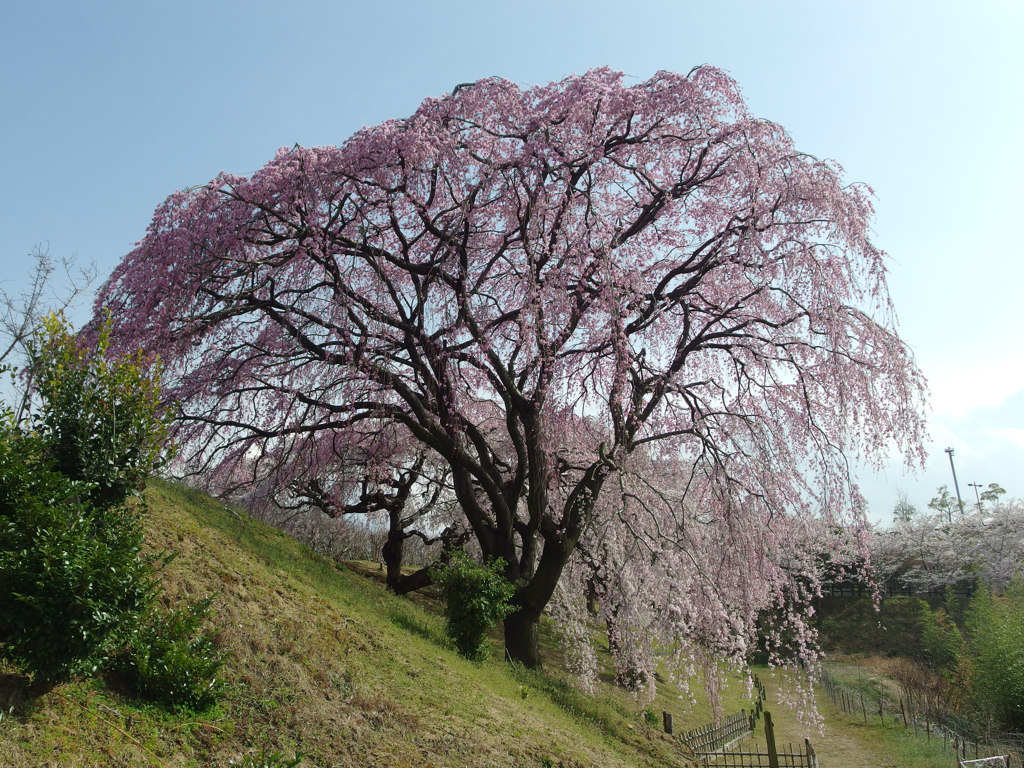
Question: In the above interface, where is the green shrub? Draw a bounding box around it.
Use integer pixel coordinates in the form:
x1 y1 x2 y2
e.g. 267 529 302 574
0 428 157 685
431 551 515 660
115 595 227 710
30 310 171 508
920 605 965 675
0 311 171 688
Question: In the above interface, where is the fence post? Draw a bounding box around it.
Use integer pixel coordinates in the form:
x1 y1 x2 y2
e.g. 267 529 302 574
764 710 780 768
662 710 673 735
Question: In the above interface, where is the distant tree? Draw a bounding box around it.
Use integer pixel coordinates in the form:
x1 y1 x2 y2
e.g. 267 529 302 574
979 483 1006 508
0 245 96 418
929 485 963 524
874 490 1024 593
93 67 927 679
893 489 918 523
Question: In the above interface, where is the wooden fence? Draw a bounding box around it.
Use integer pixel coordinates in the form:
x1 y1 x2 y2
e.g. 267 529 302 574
820 579 976 599
819 665 1021 767
691 712 817 768
665 677 817 767
682 710 753 754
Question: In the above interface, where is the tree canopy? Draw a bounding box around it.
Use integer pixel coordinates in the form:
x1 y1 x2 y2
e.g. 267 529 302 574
94 66 927 686
875 489 1023 593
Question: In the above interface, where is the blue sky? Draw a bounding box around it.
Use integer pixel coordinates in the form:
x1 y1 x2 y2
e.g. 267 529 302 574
2 0 1021 522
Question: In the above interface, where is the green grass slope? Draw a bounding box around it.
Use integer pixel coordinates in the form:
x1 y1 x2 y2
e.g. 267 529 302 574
0 480 704 768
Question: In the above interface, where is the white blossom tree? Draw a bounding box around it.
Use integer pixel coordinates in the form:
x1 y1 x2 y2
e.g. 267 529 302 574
874 488 1023 592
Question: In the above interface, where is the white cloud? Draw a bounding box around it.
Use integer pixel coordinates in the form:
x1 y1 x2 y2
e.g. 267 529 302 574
924 355 1024 418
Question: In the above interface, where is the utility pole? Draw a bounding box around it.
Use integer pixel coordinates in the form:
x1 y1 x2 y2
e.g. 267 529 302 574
945 447 965 516
968 482 983 506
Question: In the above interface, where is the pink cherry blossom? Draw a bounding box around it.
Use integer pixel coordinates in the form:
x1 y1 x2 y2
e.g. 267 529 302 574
94 67 927 703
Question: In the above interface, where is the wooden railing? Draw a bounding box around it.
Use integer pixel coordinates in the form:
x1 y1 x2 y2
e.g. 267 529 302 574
663 676 817 767
820 665 1021 766
682 710 753 754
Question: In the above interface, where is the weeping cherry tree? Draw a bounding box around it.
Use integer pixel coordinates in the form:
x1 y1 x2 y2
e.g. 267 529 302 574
93 67 927 684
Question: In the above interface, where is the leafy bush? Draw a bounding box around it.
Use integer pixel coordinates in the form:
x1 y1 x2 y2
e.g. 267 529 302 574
114 595 227 710
431 551 515 660
30 310 171 508
0 428 157 685
0 311 171 688
919 605 965 675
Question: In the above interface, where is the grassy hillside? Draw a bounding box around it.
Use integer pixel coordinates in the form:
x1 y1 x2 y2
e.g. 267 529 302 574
0 480 721 768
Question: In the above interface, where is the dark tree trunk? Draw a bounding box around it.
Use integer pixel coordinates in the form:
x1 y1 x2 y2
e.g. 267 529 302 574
388 565 433 595
381 528 435 595
499 454 615 667
27 678 57 698
382 523 469 595
504 608 543 668
502 538 575 668
586 577 600 616
381 529 408 591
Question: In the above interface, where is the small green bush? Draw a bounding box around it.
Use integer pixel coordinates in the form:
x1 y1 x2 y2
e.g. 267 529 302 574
30 310 171 508
431 551 515 660
115 596 227 710
0 429 157 685
920 605 965 675
0 311 172 688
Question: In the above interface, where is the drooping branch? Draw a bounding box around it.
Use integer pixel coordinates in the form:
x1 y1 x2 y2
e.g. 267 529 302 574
94 66 927 681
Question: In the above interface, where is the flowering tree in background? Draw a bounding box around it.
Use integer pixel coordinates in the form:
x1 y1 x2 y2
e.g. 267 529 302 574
874 488 1023 593
93 67 927 681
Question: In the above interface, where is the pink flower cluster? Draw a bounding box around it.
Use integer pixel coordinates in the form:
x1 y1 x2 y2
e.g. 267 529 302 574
94 66 927 707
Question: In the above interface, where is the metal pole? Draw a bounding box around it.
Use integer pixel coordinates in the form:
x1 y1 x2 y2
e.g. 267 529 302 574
945 448 965 516
968 482 982 506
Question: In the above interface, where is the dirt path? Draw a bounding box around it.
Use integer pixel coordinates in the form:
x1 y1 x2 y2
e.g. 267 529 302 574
746 674 926 768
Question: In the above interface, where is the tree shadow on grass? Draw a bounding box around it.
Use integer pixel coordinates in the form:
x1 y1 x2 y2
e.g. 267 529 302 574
389 608 449 649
